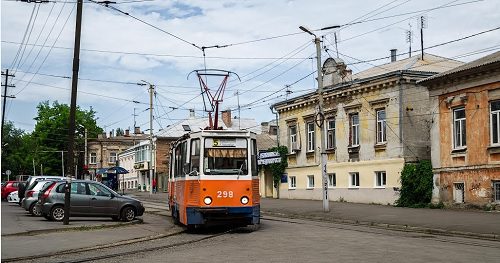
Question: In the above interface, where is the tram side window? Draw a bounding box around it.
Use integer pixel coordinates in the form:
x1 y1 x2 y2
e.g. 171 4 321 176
181 141 187 175
251 138 258 176
190 139 200 175
174 146 182 177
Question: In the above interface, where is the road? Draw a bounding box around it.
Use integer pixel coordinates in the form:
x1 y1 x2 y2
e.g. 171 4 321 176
10 215 500 263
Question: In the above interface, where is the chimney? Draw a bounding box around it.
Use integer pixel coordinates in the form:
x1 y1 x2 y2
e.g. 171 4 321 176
221 110 231 127
98 133 105 139
134 127 141 134
189 109 195 118
390 49 397 62
109 131 113 138
125 129 130 137
261 122 269 134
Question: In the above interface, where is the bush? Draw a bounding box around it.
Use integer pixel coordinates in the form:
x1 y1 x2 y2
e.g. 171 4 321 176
396 160 433 207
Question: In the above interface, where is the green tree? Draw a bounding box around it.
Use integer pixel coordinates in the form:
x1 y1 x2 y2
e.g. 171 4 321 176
31 101 103 176
396 160 433 207
115 128 124 136
263 146 288 198
1 121 35 178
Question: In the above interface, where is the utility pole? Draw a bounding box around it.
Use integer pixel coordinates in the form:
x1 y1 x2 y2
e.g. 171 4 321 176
419 16 426 60
300 25 340 213
142 80 155 195
64 0 84 225
235 90 241 129
406 23 413 58
1 69 15 140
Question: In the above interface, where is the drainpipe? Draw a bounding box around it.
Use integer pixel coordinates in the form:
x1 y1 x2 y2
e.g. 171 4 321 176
270 106 280 147
398 72 404 156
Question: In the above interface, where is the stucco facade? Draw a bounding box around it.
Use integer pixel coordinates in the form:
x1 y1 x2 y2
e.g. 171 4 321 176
273 54 463 204
420 51 500 205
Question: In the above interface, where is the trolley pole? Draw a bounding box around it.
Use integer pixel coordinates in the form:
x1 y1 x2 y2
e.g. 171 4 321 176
300 25 339 213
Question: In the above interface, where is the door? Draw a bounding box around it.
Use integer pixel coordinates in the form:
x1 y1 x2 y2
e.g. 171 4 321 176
70 182 90 215
454 183 465 203
494 182 500 203
88 183 117 215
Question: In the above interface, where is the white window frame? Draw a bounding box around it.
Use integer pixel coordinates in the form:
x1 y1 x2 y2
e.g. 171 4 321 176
109 152 118 164
350 114 360 146
307 122 315 152
376 109 387 144
374 171 386 188
289 176 296 189
453 107 466 149
328 173 336 188
326 119 336 149
289 125 298 152
90 152 97 164
490 101 500 146
494 181 500 203
307 175 315 189
349 172 360 188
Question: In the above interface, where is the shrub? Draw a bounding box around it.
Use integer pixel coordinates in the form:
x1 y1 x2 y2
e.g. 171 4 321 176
396 160 433 207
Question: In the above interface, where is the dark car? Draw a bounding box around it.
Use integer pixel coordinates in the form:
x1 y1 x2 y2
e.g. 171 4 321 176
39 180 144 222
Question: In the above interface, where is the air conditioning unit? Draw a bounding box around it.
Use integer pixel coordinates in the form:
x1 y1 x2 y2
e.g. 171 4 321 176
291 142 300 152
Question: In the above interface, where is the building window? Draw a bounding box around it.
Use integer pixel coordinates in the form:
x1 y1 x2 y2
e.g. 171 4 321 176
494 181 500 202
109 152 118 164
453 107 466 149
90 152 97 164
350 114 360 146
327 119 336 149
307 175 315 189
491 101 500 145
375 171 386 188
307 122 315 152
349 172 360 188
376 109 387 144
289 125 298 152
328 173 336 188
289 176 296 189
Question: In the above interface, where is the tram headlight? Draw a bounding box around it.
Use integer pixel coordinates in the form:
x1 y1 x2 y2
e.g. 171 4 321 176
240 196 249 205
203 197 212 205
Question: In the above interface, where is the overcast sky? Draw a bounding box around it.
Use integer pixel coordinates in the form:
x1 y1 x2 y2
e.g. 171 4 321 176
1 0 499 135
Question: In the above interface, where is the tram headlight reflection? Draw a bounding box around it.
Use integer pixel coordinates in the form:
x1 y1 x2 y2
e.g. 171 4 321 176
240 196 249 205
203 197 212 205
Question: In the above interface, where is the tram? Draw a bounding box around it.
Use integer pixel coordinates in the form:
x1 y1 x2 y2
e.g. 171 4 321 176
168 129 260 228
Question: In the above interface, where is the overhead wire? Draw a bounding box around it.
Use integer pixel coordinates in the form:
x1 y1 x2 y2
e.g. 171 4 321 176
9 3 39 71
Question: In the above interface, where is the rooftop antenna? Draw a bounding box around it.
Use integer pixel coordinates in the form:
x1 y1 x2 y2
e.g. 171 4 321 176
187 69 240 130
406 22 413 58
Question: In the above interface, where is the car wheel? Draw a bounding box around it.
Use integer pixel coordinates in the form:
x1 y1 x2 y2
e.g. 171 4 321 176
50 205 65 222
111 215 121 221
121 206 136 222
29 203 42 216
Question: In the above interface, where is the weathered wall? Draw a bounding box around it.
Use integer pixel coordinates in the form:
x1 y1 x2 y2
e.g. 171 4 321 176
439 168 500 204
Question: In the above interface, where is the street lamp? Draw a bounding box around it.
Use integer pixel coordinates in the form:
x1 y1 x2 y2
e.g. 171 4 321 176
299 25 340 213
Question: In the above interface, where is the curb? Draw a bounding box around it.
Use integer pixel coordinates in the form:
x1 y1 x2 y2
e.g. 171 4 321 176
1 219 143 237
261 210 499 241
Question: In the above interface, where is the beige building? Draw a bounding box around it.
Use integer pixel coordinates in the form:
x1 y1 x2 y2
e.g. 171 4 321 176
272 53 463 204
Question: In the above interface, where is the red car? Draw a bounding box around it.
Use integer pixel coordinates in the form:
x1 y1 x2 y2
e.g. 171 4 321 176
1 181 20 200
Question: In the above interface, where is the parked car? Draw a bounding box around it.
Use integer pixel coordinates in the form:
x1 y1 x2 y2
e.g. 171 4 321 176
1 181 20 200
23 179 62 216
39 180 145 222
21 176 67 205
7 191 19 203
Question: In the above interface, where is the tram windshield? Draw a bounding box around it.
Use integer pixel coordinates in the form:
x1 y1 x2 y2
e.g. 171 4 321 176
204 148 248 175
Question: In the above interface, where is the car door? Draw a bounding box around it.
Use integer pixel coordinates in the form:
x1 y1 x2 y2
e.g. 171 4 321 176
69 182 91 215
88 183 117 215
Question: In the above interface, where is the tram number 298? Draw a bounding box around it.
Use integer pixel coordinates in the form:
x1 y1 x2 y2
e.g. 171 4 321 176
217 191 234 198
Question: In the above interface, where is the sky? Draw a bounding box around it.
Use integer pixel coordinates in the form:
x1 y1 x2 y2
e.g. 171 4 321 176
1 0 499 135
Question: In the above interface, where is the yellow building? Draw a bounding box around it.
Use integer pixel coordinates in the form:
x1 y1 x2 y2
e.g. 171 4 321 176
272 53 463 204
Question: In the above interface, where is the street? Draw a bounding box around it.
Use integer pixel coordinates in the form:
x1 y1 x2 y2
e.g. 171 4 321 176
2 199 499 263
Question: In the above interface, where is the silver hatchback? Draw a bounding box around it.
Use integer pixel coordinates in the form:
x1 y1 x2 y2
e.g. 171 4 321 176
39 180 145 222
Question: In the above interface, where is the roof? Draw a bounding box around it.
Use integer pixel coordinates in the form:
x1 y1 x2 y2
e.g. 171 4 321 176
352 53 463 80
156 116 261 138
256 133 278 151
418 51 500 84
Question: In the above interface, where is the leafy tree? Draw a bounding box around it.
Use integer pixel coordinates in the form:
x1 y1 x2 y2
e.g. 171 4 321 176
263 145 288 198
115 128 124 136
31 101 103 176
1 121 34 178
396 160 433 207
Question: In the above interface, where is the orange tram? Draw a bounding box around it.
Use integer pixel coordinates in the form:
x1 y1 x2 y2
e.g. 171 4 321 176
168 129 260 228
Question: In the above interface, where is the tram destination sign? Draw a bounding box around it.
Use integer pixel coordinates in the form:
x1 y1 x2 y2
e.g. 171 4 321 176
257 151 282 165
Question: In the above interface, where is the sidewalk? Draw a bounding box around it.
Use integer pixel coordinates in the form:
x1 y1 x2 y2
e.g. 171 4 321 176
130 191 500 239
